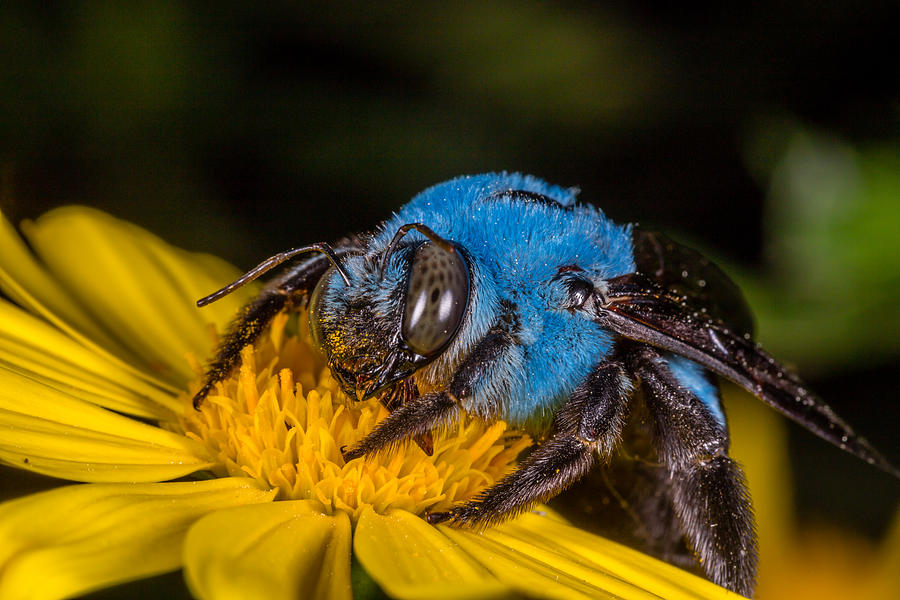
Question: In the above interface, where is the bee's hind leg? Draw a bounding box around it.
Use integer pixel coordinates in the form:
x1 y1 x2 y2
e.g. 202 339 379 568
429 360 632 526
624 344 757 598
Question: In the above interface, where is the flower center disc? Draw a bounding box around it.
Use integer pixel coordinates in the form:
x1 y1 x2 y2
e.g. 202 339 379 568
179 311 530 521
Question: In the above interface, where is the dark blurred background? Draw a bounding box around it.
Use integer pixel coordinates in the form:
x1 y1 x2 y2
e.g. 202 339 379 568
2 1 899 594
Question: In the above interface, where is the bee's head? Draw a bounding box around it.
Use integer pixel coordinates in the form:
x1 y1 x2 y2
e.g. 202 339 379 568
309 226 470 400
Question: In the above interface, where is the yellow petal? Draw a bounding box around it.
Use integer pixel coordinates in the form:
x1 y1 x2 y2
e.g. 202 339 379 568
0 368 212 482
354 507 508 600
0 211 173 394
448 511 732 600
183 500 352 600
20 207 255 385
0 298 179 417
0 210 145 366
0 478 275 600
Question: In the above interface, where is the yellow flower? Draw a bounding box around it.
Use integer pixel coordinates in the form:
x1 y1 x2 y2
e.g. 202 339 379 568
0 206 736 599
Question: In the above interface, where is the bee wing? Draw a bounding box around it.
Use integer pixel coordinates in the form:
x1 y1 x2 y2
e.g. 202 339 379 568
633 228 755 337
596 273 899 478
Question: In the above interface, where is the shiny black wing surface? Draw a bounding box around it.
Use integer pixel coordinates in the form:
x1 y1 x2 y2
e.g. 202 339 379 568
595 273 899 478
632 228 755 337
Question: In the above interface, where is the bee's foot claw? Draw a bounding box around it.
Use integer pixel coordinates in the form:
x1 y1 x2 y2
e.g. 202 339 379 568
425 511 452 525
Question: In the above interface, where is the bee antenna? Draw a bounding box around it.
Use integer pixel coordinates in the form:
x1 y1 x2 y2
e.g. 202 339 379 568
379 223 456 280
197 243 351 307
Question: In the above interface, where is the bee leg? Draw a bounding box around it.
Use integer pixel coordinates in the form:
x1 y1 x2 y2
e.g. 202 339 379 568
342 391 460 460
625 344 757 598
193 289 290 408
378 381 434 455
343 329 516 460
193 242 361 409
429 361 631 526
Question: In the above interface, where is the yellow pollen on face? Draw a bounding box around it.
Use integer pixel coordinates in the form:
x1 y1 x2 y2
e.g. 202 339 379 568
179 311 531 521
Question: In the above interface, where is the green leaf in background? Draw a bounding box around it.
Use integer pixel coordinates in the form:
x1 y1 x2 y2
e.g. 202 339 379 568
737 128 900 373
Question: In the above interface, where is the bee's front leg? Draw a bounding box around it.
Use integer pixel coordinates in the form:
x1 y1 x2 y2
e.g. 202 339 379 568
342 390 460 460
429 361 632 526
193 287 292 408
377 380 434 455
193 238 362 409
342 329 516 461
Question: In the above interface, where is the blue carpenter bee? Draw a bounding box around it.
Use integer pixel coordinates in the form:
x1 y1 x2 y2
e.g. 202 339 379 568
194 173 898 597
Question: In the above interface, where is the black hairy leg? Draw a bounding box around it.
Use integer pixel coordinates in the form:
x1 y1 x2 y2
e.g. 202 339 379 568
552 404 704 574
378 380 434 455
341 391 459 460
428 361 632 526
193 238 362 409
344 392 459 461
192 289 289 408
624 344 757 598
344 325 517 461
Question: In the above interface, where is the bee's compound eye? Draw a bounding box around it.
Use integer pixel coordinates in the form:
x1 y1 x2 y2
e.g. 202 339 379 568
308 267 333 352
402 242 469 357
